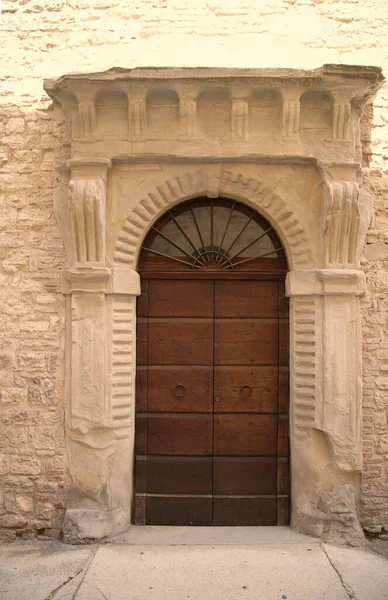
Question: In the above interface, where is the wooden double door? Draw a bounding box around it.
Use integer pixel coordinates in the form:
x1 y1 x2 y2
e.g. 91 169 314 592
135 275 290 526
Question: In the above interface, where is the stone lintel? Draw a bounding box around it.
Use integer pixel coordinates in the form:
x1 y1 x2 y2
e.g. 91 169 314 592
286 269 366 297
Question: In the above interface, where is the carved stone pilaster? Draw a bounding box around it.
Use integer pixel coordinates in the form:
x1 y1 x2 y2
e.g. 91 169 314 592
286 269 365 545
78 100 96 138
231 98 249 139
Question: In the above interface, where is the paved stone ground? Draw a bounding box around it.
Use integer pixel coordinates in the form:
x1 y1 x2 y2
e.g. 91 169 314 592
0 528 387 600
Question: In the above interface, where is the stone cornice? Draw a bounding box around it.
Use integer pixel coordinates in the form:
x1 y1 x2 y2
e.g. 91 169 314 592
44 65 384 165
44 64 383 87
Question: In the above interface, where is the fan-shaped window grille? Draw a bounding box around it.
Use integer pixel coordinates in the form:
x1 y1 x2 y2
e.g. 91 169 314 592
138 197 287 271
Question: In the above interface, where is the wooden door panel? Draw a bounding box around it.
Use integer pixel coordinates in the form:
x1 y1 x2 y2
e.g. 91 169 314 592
146 366 213 413
279 319 290 366
213 457 277 495
215 280 279 318
146 456 212 494
277 497 290 526
213 498 277 526
214 414 277 456
137 279 149 317
277 457 290 495
214 319 278 365
148 320 213 365
278 414 289 457
147 414 212 455
149 279 213 317
135 415 147 454
135 270 290 526
136 366 147 412
214 366 278 413
146 497 213 526
279 367 289 414
136 320 148 366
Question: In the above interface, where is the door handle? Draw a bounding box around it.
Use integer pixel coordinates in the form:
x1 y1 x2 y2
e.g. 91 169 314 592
215 396 221 403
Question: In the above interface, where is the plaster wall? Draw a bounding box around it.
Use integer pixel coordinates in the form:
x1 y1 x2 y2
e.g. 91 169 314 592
0 0 387 541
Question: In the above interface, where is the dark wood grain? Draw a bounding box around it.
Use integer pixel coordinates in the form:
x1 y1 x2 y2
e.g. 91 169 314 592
146 497 213 526
214 319 278 365
214 414 277 456
213 498 277 526
215 280 279 318
149 279 213 317
148 319 213 365
146 366 213 413
147 414 213 456
213 457 277 495
214 366 278 413
147 456 212 494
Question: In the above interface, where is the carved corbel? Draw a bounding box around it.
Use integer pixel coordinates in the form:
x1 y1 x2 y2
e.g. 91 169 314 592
325 180 360 266
128 89 146 139
68 179 106 265
282 88 301 137
332 93 351 140
179 91 197 137
77 99 96 138
231 97 249 139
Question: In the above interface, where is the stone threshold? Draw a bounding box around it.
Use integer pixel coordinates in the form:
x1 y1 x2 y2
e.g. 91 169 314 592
106 526 321 546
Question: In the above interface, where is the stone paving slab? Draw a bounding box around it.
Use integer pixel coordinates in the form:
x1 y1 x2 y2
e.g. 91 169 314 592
1 536 388 600
76 543 348 600
0 541 95 600
323 543 388 600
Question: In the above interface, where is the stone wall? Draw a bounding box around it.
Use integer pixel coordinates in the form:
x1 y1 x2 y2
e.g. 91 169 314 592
0 0 387 540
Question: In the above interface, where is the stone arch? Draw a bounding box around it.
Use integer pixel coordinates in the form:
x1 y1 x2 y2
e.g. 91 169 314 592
113 169 316 270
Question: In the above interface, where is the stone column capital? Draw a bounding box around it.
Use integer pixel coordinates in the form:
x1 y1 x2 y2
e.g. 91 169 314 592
67 158 112 180
62 266 112 293
286 269 366 297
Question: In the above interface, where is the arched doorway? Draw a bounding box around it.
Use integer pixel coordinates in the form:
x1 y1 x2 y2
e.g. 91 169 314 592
134 197 289 526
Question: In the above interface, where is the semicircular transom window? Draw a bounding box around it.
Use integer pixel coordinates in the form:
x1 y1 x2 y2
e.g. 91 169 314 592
139 197 287 271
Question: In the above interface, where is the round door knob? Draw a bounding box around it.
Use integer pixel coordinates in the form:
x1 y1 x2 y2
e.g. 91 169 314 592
215 396 221 402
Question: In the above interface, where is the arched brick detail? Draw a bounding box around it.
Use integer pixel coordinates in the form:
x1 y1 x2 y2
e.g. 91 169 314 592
113 169 315 270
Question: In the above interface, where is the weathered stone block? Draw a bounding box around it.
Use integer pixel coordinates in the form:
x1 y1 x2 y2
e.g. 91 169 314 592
10 456 41 476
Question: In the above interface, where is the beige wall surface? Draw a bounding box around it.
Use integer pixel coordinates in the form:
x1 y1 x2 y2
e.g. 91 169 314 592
0 0 387 540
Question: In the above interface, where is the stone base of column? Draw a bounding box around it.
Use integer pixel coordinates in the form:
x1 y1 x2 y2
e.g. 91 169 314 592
62 507 129 544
